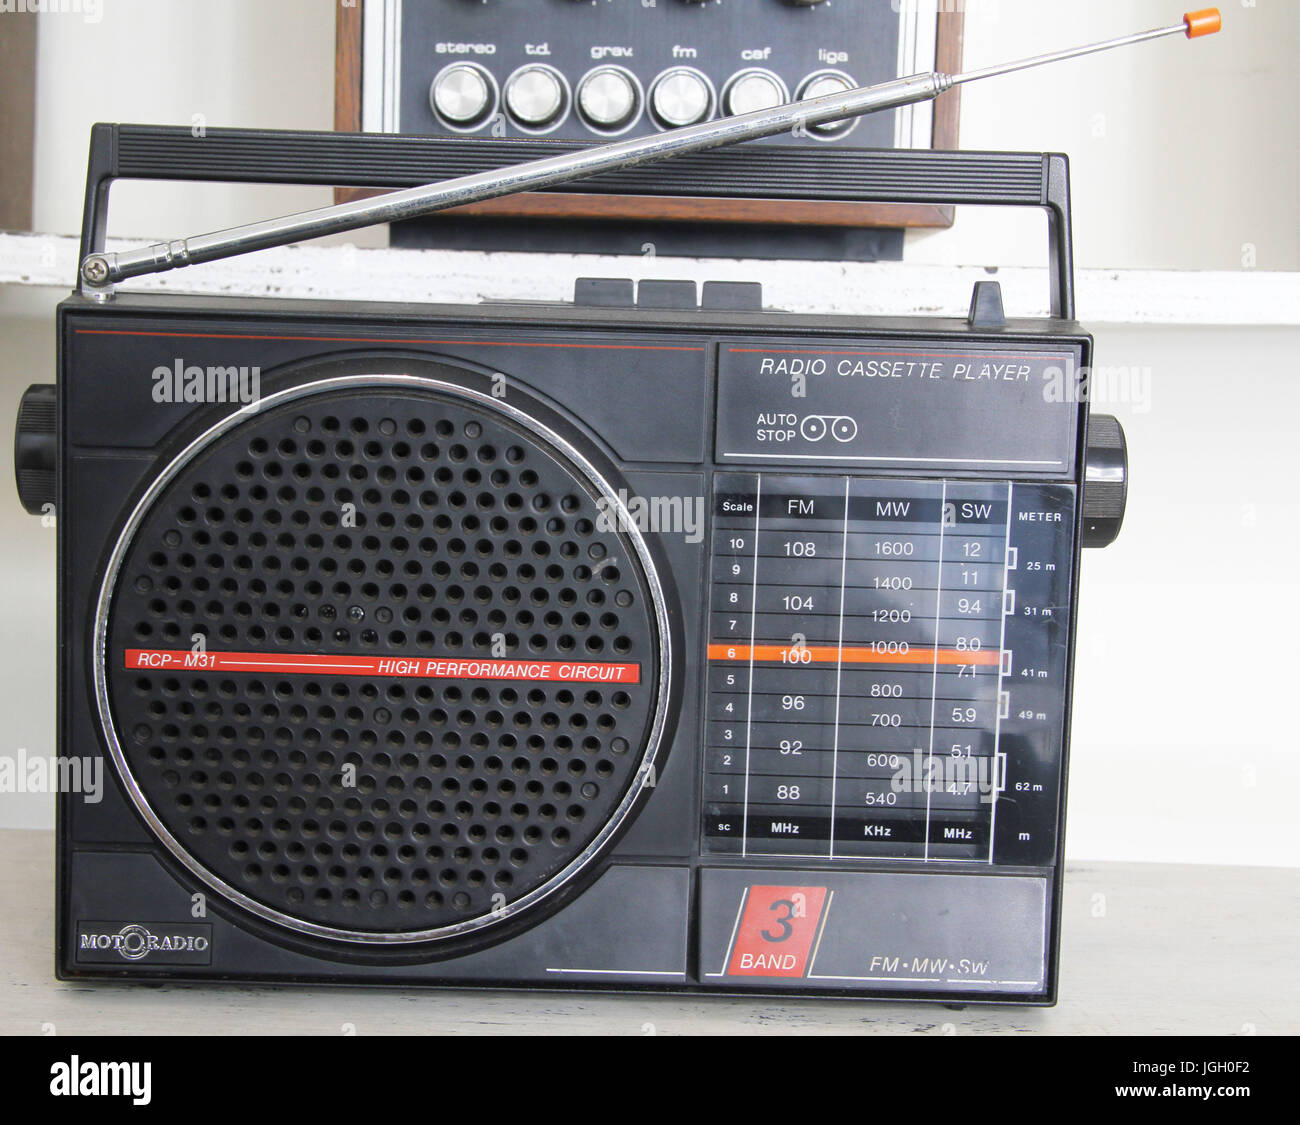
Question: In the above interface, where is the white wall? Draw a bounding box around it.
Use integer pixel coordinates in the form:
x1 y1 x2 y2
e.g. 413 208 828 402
31 0 345 244
1068 323 1300 867
907 0 1300 272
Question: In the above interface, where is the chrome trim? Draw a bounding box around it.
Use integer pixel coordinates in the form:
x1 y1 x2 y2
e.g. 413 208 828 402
362 0 403 134
92 373 674 946
894 0 935 149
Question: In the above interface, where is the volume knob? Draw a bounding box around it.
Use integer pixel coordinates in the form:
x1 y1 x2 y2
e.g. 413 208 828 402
14 383 56 516
1081 413 1128 548
796 71 857 135
724 70 788 116
650 67 713 128
430 63 494 127
577 67 640 131
504 65 567 129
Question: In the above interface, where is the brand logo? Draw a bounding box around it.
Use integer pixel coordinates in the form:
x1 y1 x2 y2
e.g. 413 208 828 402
75 922 212 965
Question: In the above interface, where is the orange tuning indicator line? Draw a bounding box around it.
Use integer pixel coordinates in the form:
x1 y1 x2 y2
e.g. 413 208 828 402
707 643 1001 667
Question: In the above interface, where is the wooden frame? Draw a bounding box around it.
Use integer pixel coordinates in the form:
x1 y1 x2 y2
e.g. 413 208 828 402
334 2 963 229
0 9 37 232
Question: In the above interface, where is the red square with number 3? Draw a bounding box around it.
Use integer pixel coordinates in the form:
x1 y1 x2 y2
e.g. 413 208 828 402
726 885 830 977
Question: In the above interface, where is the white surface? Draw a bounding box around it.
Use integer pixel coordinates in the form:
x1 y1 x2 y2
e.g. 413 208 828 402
3 830 1293 1034
2 234 1298 327
2 289 1299 869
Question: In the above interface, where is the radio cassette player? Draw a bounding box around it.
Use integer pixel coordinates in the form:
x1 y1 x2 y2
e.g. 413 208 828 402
16 10 1222 1004
39 275 1114 1000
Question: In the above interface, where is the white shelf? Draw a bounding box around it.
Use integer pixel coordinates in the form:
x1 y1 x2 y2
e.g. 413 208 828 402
2 232 1296 326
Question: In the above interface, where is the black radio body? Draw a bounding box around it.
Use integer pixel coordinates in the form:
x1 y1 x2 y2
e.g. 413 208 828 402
22 129 1126 1004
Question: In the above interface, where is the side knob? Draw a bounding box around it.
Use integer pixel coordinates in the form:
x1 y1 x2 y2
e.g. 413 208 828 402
14 383 56 516
1081 413 1127 547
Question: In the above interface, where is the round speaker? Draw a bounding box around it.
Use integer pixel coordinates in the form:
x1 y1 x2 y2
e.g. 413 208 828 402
93 361 674 948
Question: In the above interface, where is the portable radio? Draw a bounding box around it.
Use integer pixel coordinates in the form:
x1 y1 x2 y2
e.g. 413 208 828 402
15 11 1223 1002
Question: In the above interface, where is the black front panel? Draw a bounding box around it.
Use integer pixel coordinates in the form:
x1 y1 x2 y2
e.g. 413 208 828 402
57 296 1089 1002
703 474 1074 866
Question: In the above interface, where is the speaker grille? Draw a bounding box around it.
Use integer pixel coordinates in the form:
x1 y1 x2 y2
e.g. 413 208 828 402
98 374 668 944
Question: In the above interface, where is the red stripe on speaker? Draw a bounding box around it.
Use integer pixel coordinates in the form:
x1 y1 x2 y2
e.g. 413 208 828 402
124 649 642 685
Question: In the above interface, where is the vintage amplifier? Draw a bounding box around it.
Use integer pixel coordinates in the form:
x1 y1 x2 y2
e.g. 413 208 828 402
10 120 1136 1003
335 0 965 241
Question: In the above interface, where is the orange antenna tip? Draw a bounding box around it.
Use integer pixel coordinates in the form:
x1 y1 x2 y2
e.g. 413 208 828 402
1184 9 1221 38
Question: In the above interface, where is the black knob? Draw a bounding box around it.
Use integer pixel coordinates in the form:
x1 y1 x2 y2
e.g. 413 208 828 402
14 383 56 516
1081 413 1127 548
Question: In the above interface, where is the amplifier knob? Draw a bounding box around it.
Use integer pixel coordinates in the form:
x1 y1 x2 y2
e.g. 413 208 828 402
430 63 494 127
14 383 56 516
650 67 713 128
1082 413 1128 548
724 70 788 116
504 65 567 129
796 70 857 135
577 67 639 131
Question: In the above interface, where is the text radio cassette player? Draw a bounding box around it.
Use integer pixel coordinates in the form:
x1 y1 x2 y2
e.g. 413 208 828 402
16 12 1220 1002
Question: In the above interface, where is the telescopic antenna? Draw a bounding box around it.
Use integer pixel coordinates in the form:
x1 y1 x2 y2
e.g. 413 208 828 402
79 9 1221 296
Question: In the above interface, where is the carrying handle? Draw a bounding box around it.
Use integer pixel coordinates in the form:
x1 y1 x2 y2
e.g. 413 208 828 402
79 124 1076 319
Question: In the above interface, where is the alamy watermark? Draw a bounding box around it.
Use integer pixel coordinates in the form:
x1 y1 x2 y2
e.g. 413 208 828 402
0 0 102 23
50 1057 151 1105
0 748 103 803
151 358 261 410
1043 364 1153 414
890 749 1002 805
596 489 705 544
